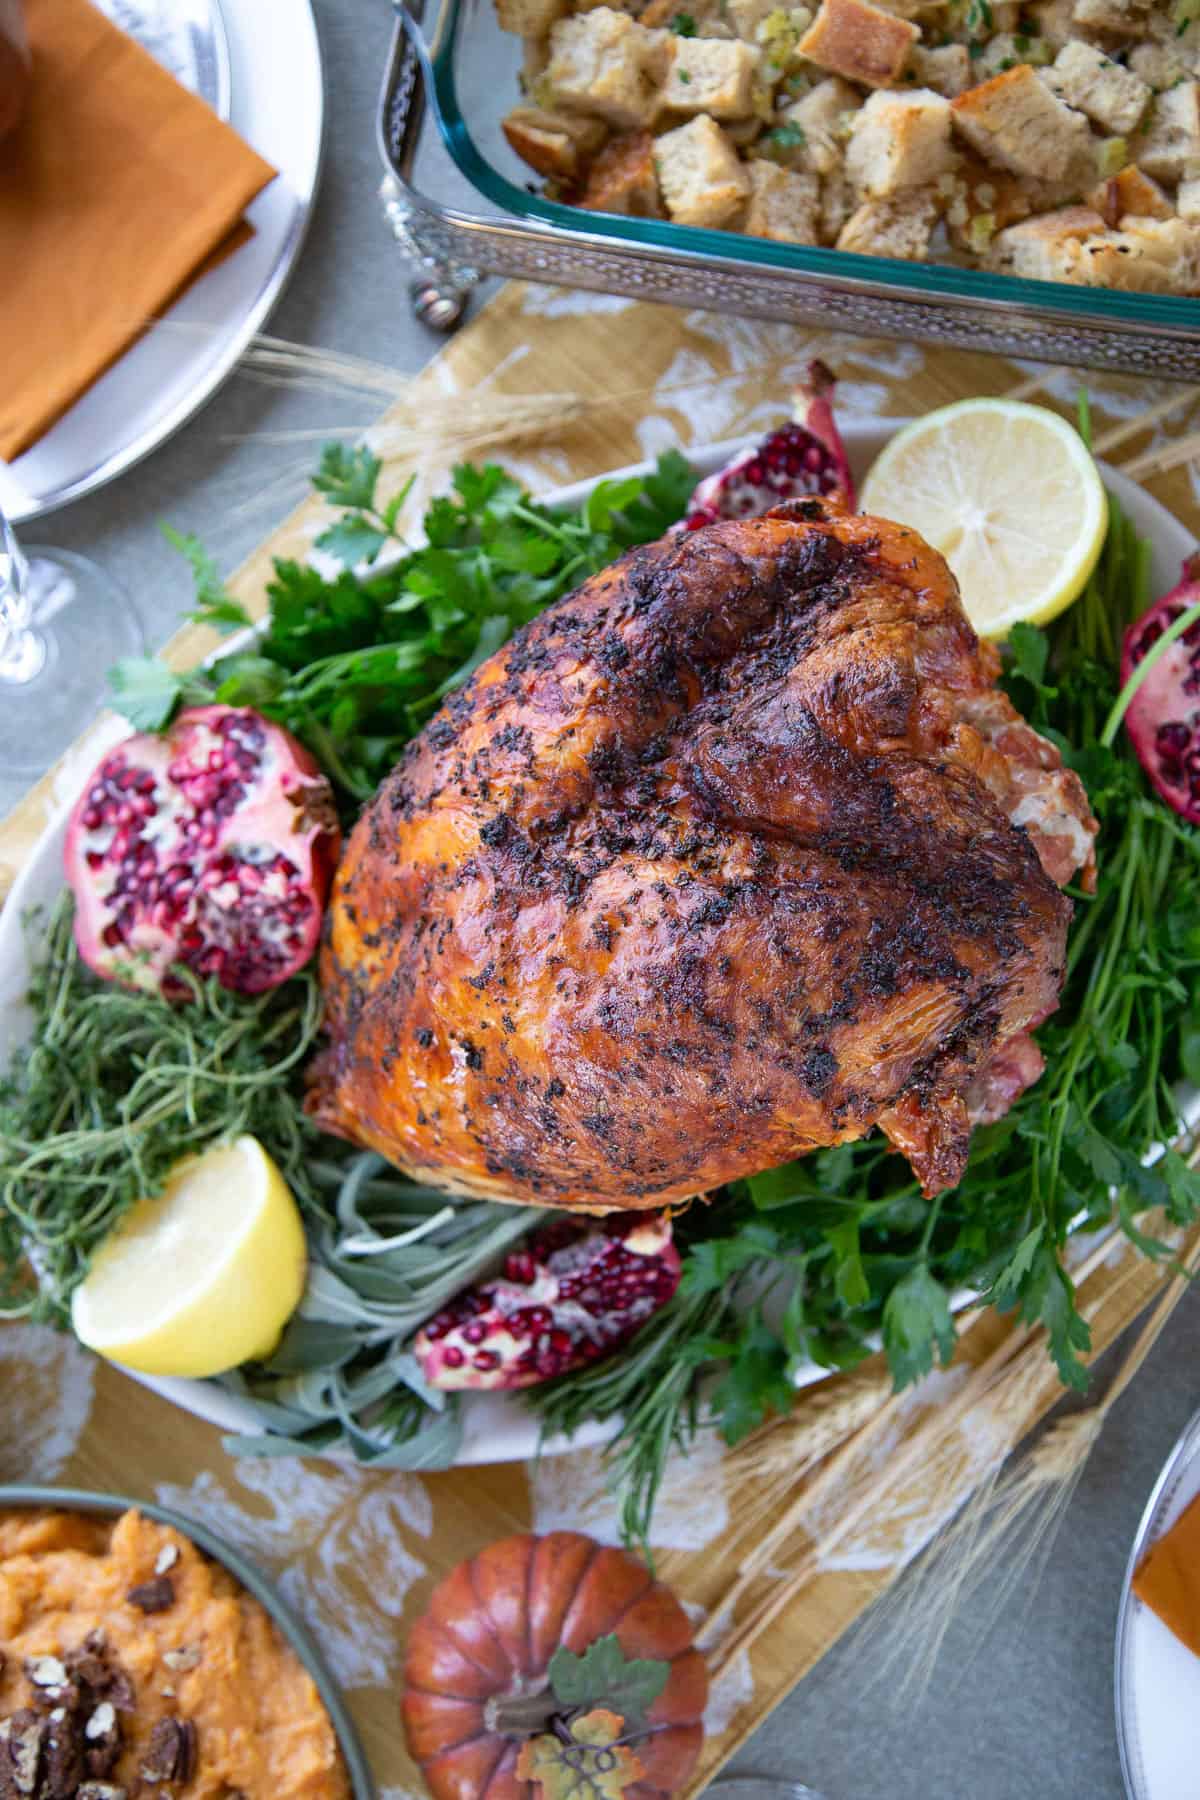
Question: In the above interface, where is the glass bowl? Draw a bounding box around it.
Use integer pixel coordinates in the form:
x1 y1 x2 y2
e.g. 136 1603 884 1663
378 0 1200 377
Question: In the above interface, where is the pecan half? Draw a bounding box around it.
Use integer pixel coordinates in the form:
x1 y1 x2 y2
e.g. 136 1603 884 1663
4 1711 44 1796
39 1709 84 1800
125 1575 174 1615
139 1717 197 1785
82 1701 120 1782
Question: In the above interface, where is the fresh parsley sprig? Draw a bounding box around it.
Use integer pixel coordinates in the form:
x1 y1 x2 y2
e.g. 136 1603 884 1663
108 448 697 814
533 475 1200 1541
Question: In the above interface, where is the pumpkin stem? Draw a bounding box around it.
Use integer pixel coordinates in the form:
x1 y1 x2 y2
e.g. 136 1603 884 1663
486 1687 562 1737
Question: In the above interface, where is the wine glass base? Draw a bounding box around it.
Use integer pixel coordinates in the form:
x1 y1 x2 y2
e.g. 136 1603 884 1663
0 549 143 782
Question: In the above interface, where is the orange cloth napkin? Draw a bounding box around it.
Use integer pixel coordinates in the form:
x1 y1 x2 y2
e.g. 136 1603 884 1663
1133 1489 1200 1658
0 0 278 462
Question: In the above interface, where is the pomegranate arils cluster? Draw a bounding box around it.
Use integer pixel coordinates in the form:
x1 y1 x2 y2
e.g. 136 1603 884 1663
414 1212 681 1391
65 704 341 997
1120 556 1200 826
681 360 856 531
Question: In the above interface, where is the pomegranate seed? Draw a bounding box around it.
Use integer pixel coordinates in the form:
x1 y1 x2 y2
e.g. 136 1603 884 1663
415 1214 681 1392
1158 722 1191 754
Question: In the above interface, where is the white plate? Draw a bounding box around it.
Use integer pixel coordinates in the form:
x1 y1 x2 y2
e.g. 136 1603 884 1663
94 0 232 119
0 0 323 524
0 422 1193 1466
1116 1405 1200 1799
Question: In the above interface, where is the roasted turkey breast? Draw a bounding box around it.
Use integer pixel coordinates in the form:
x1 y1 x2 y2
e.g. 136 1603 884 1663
310 497 1097 1210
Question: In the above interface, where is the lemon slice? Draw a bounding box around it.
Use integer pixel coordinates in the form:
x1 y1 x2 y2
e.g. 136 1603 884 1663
71 1136 307 1378
859 399 1108 641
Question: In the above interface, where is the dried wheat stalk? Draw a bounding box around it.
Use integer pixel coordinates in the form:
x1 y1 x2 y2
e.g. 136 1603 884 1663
1120 427 1200 481
1005 368 1067 401
701 1219 1170 1673
853 1223 1200 1703
702 1317 1039 1669
1093 388 1200 456
732 1367 894 1490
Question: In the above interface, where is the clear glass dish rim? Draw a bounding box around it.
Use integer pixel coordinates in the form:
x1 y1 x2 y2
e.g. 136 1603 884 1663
424 0 1200 334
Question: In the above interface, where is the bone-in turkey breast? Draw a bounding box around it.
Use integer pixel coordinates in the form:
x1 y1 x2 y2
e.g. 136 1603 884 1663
309 497 1097 1210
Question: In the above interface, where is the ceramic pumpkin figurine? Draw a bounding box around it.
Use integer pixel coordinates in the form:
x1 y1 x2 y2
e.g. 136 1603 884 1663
401 1531 708 1800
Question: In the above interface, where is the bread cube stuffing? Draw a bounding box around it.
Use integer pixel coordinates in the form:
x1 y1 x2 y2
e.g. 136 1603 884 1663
724 0 787 38
1178 175 1200 220
1071 0 1151 37
1047 40 1151 134
1132 80 1200 182
742 158 821 237
496 0 569 37
1088 160 1172 222
779 74 860 174
491 0 1200 295
545 8 663 129
580 129 663 211
988 203 1107 277
796 0 919 88
1026 0 1078 49
1129 40 1187 92
655 113 753 222
846 88 955 196
908 43 972 98
951 63 1093 182
837 188 939 257
503 105 608 177
994 205 1200 288
661 36 761 116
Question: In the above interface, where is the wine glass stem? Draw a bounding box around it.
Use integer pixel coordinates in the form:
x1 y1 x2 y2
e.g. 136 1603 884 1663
0 509 48 685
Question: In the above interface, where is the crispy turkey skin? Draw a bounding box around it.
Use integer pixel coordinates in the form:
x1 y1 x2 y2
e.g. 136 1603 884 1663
310 498 1097 1210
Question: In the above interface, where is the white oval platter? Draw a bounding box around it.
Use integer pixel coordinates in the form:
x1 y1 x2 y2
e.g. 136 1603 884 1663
0 420 1193 1466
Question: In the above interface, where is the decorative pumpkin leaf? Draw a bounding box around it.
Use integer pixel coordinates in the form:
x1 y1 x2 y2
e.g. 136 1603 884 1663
548 1633 669 1726
516 1710 644 1800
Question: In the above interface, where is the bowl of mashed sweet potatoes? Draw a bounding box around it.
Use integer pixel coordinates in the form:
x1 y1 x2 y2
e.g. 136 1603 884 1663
0 1487 374 1800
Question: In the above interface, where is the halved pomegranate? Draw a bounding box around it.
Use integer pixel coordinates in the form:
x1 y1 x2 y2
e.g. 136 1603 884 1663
414 1212 681 1391
1120 554 1200 824
681 359 856 530
64 705 341 996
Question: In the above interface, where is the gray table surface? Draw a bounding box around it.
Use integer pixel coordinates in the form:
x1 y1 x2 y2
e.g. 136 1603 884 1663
17 3 1200 1795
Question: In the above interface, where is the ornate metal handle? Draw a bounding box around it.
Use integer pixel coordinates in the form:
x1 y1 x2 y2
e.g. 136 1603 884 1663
377 2 481 331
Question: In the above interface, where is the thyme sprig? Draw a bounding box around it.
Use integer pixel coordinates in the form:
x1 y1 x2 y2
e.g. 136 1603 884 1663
0 896 325 1321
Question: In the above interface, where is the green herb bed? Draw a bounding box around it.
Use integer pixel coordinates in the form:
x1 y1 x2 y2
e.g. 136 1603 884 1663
3 432 1199 1542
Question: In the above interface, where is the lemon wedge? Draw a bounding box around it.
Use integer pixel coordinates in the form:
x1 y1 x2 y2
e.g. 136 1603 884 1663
859 399 1108 641
71 1136 307 1377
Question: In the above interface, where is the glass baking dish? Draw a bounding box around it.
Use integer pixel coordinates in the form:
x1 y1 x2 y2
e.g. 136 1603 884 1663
378 0 1200 377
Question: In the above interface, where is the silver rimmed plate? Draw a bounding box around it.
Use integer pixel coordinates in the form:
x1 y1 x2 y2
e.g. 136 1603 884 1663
94 0 232 118
0 0 323 524
1116 1405 1200 1799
